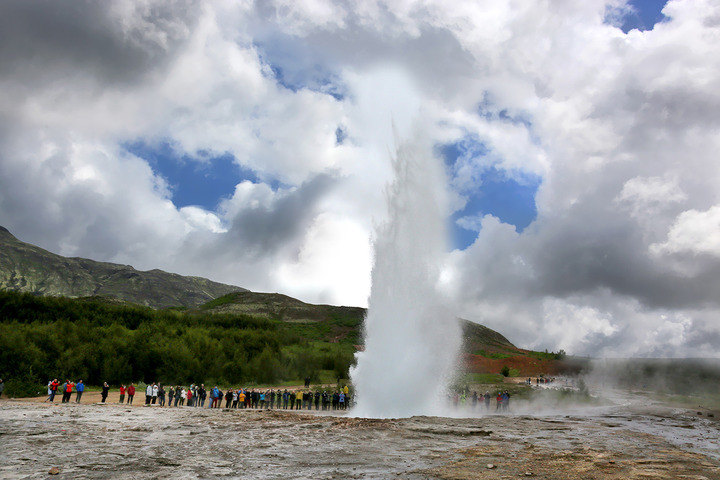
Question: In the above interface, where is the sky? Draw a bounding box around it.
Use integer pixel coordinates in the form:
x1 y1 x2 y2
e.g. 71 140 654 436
1 0 719 357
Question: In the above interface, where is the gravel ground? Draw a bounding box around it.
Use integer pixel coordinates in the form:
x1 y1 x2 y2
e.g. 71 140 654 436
1 398 718 479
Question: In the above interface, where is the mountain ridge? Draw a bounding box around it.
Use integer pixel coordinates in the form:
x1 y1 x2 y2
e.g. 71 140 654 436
0 226 246 308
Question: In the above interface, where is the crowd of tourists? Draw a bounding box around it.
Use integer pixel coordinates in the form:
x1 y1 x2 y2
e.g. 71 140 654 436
527 377 556 385
450 390 512 411
43 378 352 410
41 379 516 412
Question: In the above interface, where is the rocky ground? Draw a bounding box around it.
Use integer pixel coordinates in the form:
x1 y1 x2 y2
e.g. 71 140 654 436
1 394 719 480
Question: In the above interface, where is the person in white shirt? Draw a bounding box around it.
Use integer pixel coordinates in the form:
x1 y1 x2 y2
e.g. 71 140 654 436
151 383 158 404
180 388 187 406
145 384 153 405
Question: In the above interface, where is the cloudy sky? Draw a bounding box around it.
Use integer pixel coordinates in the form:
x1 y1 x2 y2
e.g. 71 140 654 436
1 0 719 357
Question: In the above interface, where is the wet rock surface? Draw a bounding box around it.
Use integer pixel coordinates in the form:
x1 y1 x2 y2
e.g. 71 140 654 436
0 401 718 479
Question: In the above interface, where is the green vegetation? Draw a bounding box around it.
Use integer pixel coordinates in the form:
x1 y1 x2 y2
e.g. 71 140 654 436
527 349 566 361
0 290 359 396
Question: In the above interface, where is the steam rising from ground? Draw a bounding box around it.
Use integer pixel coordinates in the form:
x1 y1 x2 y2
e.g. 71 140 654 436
350 133 461 418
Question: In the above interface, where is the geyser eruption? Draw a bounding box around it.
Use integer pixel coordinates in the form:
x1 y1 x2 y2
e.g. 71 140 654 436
350 133 461 418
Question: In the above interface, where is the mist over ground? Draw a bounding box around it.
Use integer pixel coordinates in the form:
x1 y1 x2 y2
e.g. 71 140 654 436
587 358 720 398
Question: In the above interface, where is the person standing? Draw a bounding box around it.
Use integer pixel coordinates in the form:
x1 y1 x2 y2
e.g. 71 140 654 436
0 378 4 399
151 382 158 405
186 387 193 406
145 383 153 405
60 380 68 403
212 386 220 408
198 385 206 407
62 380 74 403
119 385 126 404
127 384 136 405
46 379 59 402
101 382 109 403
74 380 84 403
158 384 165 407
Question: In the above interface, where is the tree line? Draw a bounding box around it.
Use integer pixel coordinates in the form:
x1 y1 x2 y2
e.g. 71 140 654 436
0 291 357 397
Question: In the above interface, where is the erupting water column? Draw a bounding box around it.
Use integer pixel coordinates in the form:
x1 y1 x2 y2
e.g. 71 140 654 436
350 133 461 418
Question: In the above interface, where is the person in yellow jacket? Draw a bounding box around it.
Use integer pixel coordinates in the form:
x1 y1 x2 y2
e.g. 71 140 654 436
238 390 246 408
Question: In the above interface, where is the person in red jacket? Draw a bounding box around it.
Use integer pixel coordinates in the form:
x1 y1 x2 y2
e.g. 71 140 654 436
127 384 136 405
62 380 74 403
119 385 126 404
46 379 60 402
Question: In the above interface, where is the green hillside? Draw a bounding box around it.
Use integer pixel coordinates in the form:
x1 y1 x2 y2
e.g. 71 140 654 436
0 226 245 308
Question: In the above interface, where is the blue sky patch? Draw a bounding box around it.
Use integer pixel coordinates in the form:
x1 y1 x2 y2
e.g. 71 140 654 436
438 136 540 250
125 141 259 211
614 0 669 33
450 168 540 250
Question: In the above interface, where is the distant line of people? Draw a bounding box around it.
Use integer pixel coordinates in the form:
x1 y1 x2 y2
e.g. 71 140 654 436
43 379 352 410
450 390 512 411
527 377 556 385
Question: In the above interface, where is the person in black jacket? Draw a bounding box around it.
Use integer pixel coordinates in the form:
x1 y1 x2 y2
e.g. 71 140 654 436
198 385 206 407
101 382 109 403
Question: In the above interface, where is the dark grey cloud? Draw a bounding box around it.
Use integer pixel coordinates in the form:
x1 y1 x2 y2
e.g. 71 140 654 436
527 208 720 310
0 0 200 88
222 173 337 258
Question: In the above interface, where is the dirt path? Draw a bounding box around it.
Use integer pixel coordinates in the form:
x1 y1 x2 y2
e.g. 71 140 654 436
1 398 719 479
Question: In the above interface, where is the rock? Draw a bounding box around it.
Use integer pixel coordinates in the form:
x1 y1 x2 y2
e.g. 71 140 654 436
524 472 533 476
697 412 703 416
486 464 496 469
48 467 60 475
708 413 714 417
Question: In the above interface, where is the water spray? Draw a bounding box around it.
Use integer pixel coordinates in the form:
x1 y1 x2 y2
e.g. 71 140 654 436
350 131 461 418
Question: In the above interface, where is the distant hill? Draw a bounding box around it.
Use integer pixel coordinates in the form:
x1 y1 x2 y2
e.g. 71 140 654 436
198 293 569 376
0 226 245 308
198 291 365 321
461 319 568 376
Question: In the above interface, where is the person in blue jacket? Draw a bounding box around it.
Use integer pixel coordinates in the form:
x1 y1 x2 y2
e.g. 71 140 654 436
75 380 85 403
